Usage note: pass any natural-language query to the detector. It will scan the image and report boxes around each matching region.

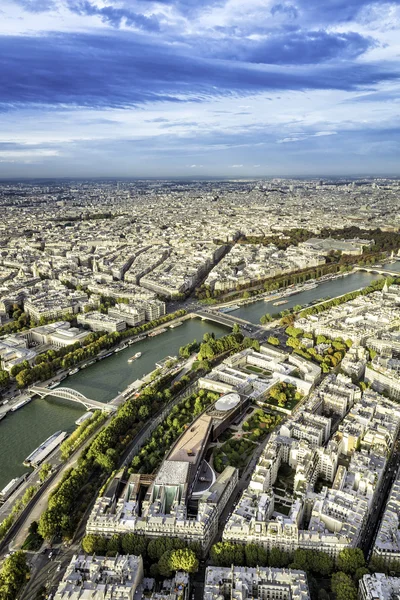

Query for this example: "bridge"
[354,266,400,278]
[29,387,116,412]
[193,311,268,340]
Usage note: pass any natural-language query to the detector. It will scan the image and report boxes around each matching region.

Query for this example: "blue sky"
[0,0,399,177]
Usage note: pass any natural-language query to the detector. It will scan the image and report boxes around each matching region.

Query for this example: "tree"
[82,534,109,554]
[260,313,273,324]
[169,548,199,573]
[0,370,10,388]
[267,336,280,346]
[331,571,357,600]
[121,533,148,557]
[336,548,366,574]
[268,548,291,568]
[39,463,52,483]
[232,323,241,335]
[158,551,173,577]
[0,551,30,600]
[138,405,150,420]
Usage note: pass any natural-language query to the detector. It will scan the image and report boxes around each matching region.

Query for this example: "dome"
[215,392,241,412]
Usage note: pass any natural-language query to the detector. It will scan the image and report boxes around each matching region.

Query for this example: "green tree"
[0,370,10,388]
[158,551,173,577]
[0,551,30,600]
[121,533,148,557]
[267,336,280,346]
[82,534,109,554]
[336,548,366,574]
[331,571,357,600]
[169,548,199,573]
[39,463,52,483]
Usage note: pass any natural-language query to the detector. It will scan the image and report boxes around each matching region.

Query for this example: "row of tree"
[129,390,219,474]
[82,533,200,577]
[299,277,396,319]
[60,410,107,460]
[37,368,191,541]
[0,485,37,542]
[10,310,187,389]
[210,542,368,600]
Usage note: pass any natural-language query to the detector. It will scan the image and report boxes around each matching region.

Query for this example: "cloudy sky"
[0,0,399,177]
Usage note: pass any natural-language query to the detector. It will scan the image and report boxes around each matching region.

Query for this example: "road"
[4,412,113,554]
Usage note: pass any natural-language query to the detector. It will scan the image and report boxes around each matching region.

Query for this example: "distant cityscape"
[0,178,400,600]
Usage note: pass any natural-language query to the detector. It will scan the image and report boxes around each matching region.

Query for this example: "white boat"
[24,431,68,467]
[75,411,93,426]
[47,381,60,390]
[114,343,128,353]
[128,352,142,363]
[169,321,183,329]
[0,475,27,502]
[10,397,32,412]
[69,368,79,376]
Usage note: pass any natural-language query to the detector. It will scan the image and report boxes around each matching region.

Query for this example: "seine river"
[0,264,398,489]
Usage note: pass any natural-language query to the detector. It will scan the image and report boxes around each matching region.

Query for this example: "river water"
[0,319,229,489]
[233,270,387,323]
[0,264,399,490]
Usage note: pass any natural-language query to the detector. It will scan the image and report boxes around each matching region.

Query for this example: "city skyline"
[0,0,399,177]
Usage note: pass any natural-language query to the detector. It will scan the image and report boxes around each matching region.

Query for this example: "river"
[0,264,399,490]
[0,319,229,489]
[233,270,389,324]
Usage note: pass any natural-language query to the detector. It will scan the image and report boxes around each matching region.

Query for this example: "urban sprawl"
[0,178,400,600]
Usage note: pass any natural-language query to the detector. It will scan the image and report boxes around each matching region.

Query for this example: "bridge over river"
[354,266,400,278]
[29,386,117,413]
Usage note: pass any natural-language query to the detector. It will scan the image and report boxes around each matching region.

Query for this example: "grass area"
[217,427,236,443]
[246,365,273,377]
[242,409,282,441]
[22,521,43,551]
[273,464,295,497]
[213,437,257,473]
[263,396,299,411]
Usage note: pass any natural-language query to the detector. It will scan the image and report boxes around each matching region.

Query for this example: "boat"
[169,321,183,329]
[114,343,128,353]
[98,351,113,360]
[86,359,96,367]
[24,430,68,467]
[130,334,147,344]
[221,305,240,313]
[0,475,27,502]
[75,411,93,426]
[47,381,60,390]
[128,352,142,363]
[10,397,32,412]
[68,367,79,376]
[273,300,289,306]
[148,328,167,337]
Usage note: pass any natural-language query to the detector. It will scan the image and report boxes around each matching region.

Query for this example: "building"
[372,468,400,566]
[86,392,244,551]
[359,573,400,600]
[54,554,144,600]
[204,566,311,600]
[77,311,126,333]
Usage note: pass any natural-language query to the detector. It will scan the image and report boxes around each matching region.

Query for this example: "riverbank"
[0,318,230,490]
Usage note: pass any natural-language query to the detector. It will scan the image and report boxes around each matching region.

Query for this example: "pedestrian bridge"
[29,386,116,412]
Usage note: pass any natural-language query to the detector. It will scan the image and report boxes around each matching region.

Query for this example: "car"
[56,564,61,572]
[48,552,53,559]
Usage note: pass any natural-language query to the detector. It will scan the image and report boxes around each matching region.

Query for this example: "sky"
[0,0,399,177]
